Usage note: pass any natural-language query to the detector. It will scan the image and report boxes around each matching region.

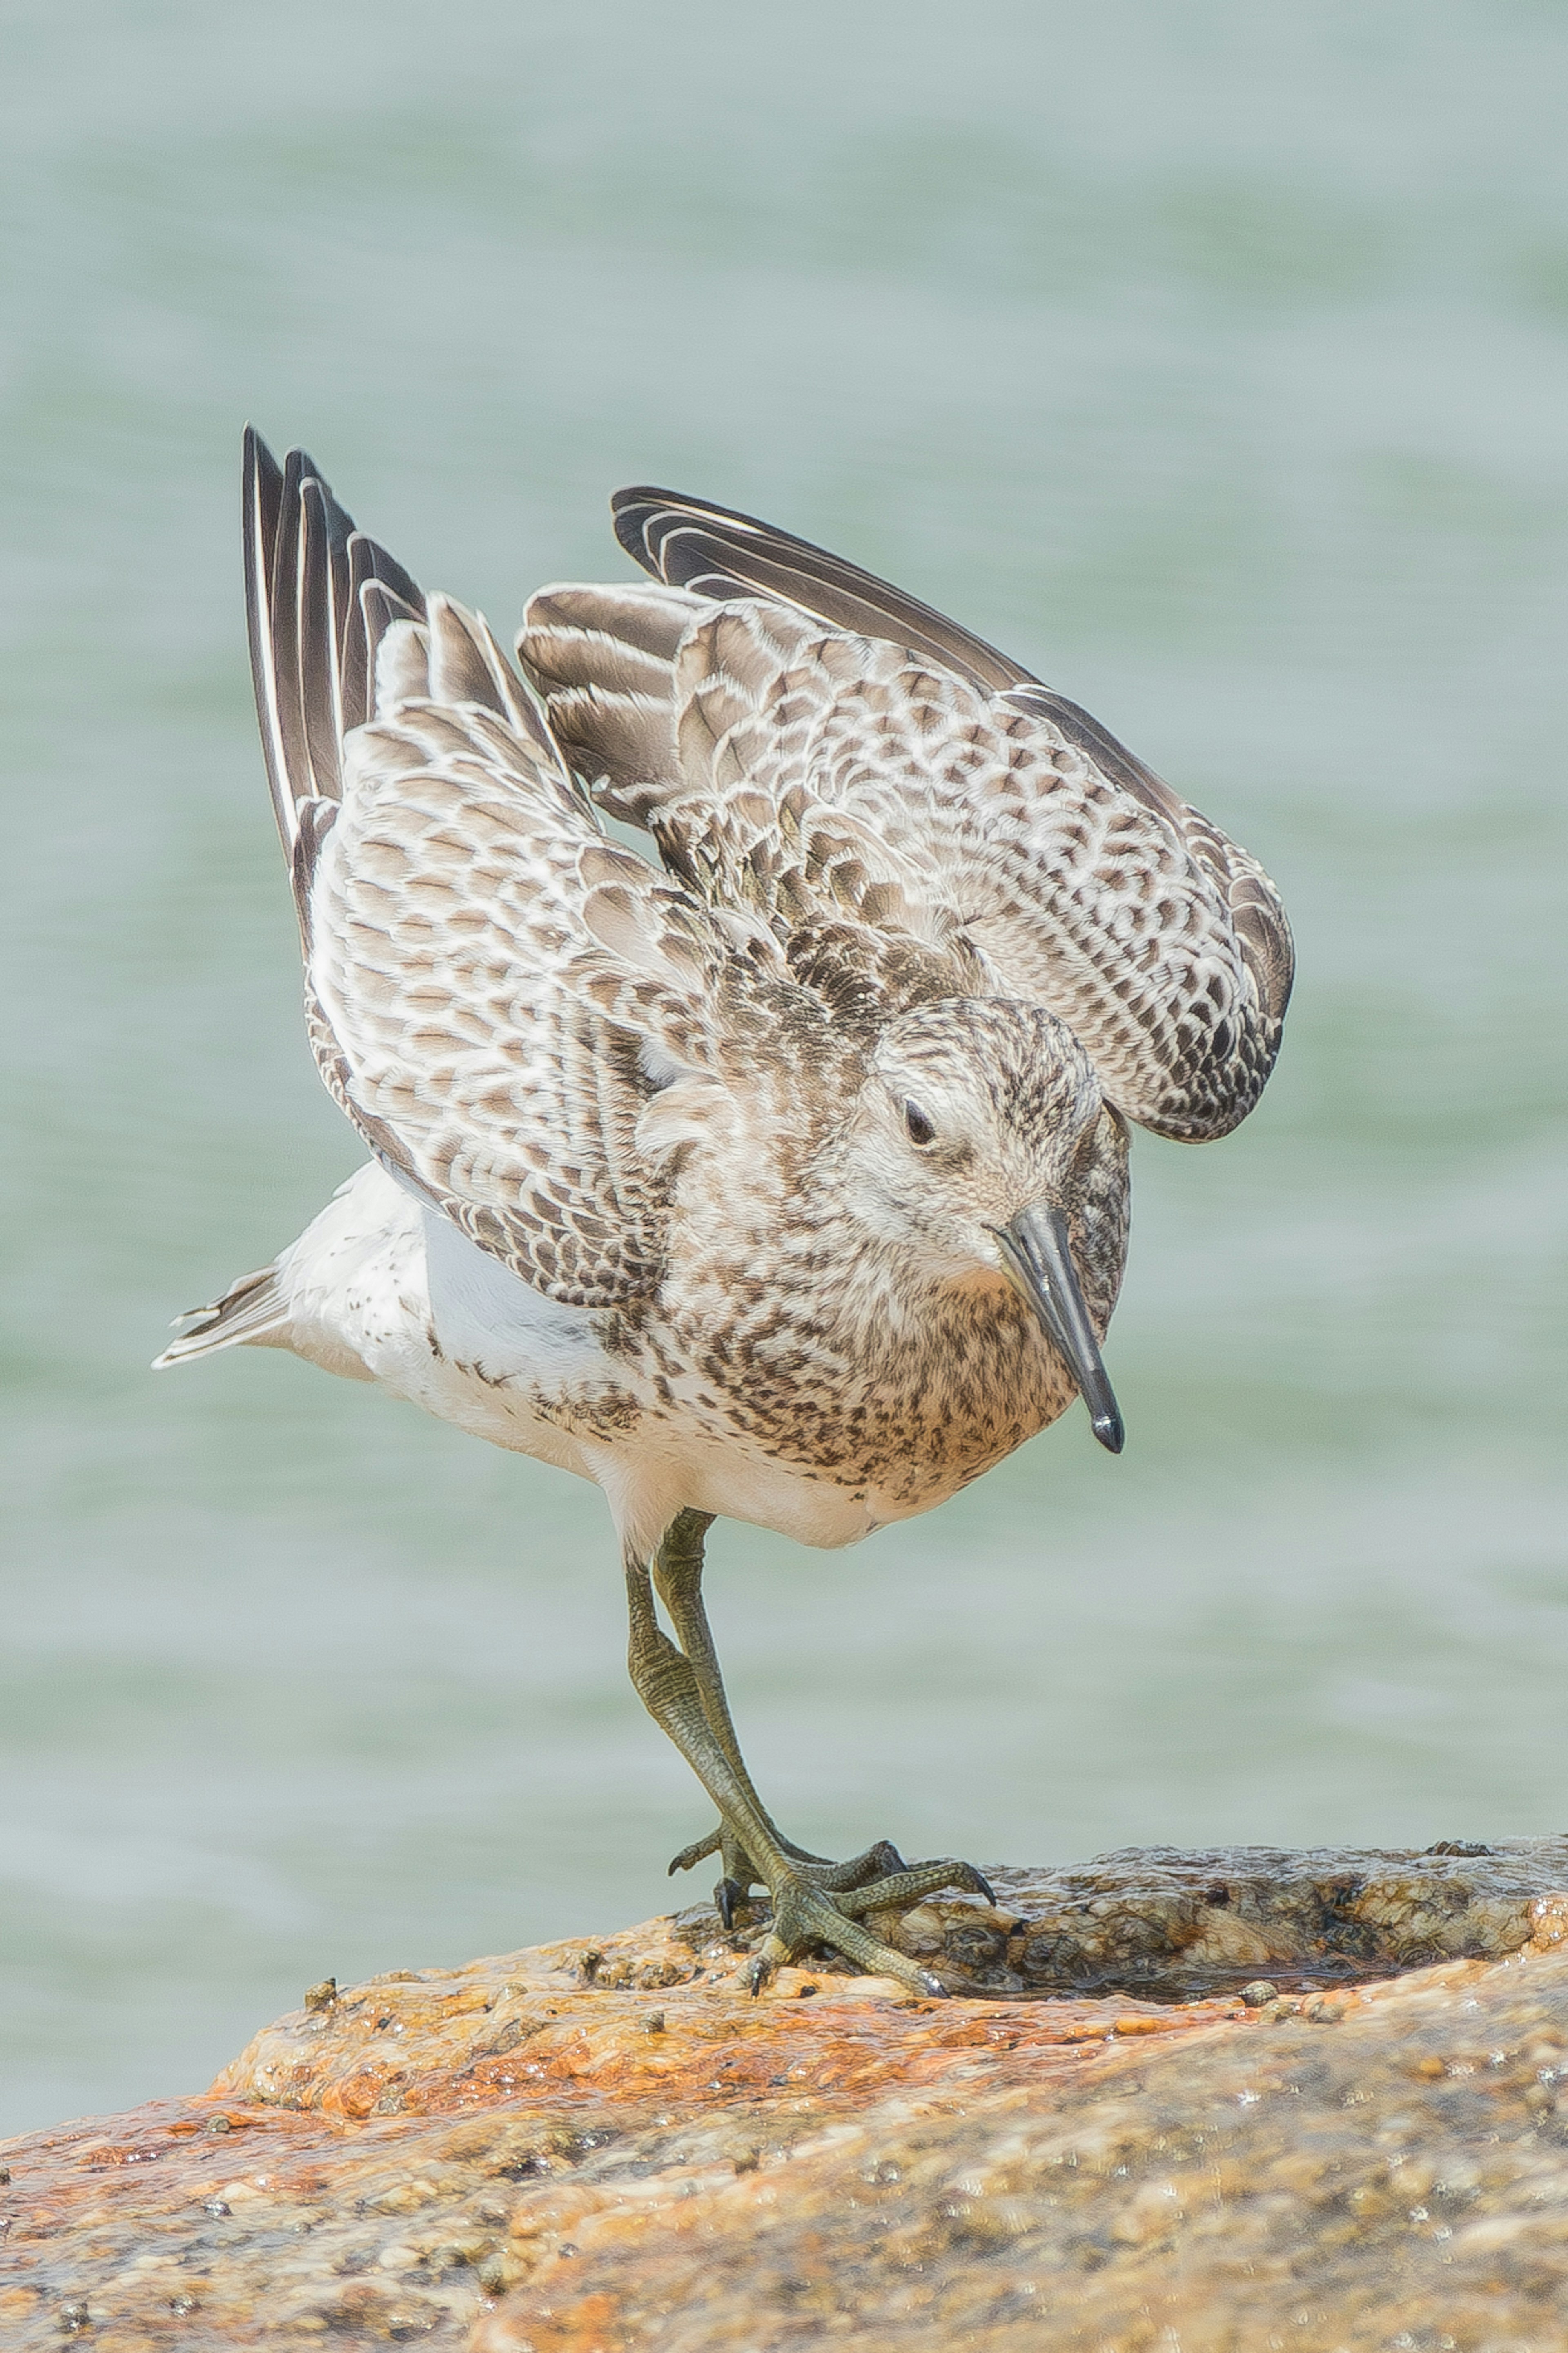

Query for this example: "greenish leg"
[653,1509,908,1908]
[627,1515,991,1992]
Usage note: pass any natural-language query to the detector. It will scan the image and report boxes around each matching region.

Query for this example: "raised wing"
[610,488,1211,837]
[578,487,1293,1143]
[243,432,770,1307]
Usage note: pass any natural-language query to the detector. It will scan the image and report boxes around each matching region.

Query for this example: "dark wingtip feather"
[611,483,670,568]
[241,430,428,864]
[609,485,1029,696]
[612,484,805,589]
[243,427,292,847]
[243,427,284,560]
[298,476,346,797]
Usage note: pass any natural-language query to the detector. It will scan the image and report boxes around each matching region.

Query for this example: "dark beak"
[993,1205,1125,1455]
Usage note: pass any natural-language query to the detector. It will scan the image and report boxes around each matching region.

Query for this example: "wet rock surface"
[976,1837,1568,2000]
[2,1843,1566,2350]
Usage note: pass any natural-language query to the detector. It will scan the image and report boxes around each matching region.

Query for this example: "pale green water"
[2,0,1565,2138]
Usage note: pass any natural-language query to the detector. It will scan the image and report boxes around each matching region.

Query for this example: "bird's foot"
[669,1822,964,1929]
[739,1857,996,1998]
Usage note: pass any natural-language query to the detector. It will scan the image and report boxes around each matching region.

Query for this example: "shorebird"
[157,433,1292,1994]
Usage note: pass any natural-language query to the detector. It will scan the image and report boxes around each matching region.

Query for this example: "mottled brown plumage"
[158,435,1291,1993]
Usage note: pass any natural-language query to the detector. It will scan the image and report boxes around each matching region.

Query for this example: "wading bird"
[158,435,1292,1992]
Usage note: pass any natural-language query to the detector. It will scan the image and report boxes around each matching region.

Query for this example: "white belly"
[274,1163,611,1479]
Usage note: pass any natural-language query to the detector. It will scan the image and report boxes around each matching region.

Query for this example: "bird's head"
[835,999,1130,1452]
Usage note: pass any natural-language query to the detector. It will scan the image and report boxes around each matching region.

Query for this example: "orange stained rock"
[209,1912,1259,2126]
[4,1868,1568,2349]
[469,1938,1568,2353]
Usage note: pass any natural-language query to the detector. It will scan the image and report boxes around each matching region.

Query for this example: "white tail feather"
[153,1266,288,1368]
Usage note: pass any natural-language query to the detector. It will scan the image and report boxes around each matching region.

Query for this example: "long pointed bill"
[993,1205,1125,1455]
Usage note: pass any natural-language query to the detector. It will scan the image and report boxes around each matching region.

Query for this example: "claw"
[714,1876,747,1932]
[668,1828,722,1877]
[918,1970,949,1998]
[745,1953,774,1999]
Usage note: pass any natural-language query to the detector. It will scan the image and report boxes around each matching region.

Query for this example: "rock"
[983,1836,1568,1999]
[2,1846,1566,2349]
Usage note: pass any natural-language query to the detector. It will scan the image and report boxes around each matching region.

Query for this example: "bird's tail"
[152,1265,289,1369]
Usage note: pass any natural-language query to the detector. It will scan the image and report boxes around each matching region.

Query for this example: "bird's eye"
[904,1100,936,1147]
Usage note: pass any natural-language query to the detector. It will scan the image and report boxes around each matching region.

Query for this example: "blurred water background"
[2,0,1565,2138]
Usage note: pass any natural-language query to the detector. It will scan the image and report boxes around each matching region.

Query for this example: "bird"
[156,431,1293,1996]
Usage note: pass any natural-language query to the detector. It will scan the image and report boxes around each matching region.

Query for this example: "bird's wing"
[520,583,956,963]
[244,432,773,1307]
[577,482,1290,1143]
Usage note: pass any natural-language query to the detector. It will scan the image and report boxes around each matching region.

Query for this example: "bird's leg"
[650,1509,777,1893]
[652,1510,908,1916]
[627,1526,988,1994]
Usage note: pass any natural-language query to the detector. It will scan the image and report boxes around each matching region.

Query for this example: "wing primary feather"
[243,429,436,838]
[323,481,355,670]
[612,486,1030,697]
[267,448,315,830]
[341,533,376,733]
[298,478,346,798]
[312,464,358,677]
[241,428,295,849]
[363,535,425,618]
[246,421,284,559]
[344,534,430,727]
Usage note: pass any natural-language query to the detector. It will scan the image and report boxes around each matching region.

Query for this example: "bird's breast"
[660,1263,1080,1511]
